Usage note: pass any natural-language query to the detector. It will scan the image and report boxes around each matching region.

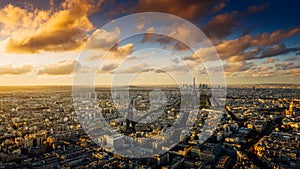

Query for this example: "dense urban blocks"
[0,85,299,168]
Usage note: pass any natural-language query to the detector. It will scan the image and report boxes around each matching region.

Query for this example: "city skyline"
[0,0,299,86]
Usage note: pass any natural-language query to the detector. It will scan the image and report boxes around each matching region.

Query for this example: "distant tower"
[193,77,196,92]
[126,98,136,132]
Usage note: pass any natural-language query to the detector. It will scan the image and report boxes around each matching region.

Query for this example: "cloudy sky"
[0,0,299,86]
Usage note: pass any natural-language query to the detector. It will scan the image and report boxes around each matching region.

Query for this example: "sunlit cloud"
[85,28,120,50]
[0,64,32,75]
[38,60,80,75]
[84,27,134,61]
[1,0,103,54]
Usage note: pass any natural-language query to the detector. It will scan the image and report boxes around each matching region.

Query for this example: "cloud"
[116,43,134,58]
[245,4,268,15]
[202,12,239,41]
[251,27,300,46]
[38,60,80,75]
[84,27,134,61]
[112,62,191,75]
[190,27,300,63]
[214,26,299,60]
[224,61,254,74]
[202,4,268,42]
[285,56,299,61]
[264,58,276,64]
[238,66,274,78]
[215,35,253,60]
[86,43,134,61]
[2,0,104,54]
[227,48,262,62]
[141,32,190,51]
[0,64,32,75]
[141,33,173,45]
[141,23,202,51]
[108,0,226,21]
[98,62,119,73]
[135,16,145,32]
[260,44,286,58]
[260,44,300,59]
[118,63,149,74]
[182,47,216,62]
[170,42,190,51]
[85,28,120,50]
[234,62,300,78]
[182,27,300,66]
[0,4,50,36]
[159,64,190,74]
[275,62,300,70]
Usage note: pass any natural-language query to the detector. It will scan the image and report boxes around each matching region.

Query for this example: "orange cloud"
[251,27,300,46]
[212,27,300,61]
[0,4,49,36]
[182,26,300,66]
[215,35,252,60]
[0,64,32,75]
[1,0,103,54]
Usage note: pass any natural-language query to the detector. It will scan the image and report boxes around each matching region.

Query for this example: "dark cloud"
[211,27,300,62]
[202,4,268,42]
[260,44,300,59]
[141,33,191,51]
[183,27,300,63]
[275,62,300,70]
[108,0,226,21]
[285,56,299,61]
[251,27,300,46]
[141,33,173,45]
[228,48,262,62]
[260,44,286,58]
[170,42,190,51]
[202,12,239,41]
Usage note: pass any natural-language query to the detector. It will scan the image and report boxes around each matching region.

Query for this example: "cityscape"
[0,84,299,168]
[0,0,300,169]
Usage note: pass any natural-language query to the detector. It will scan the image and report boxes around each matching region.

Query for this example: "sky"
[0,0,299,86]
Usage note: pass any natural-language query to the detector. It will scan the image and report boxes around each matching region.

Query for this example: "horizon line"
[0,83,299,87]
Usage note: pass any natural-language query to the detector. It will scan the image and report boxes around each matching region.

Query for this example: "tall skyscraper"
[193,77,196,92]
[126,98,136,132]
